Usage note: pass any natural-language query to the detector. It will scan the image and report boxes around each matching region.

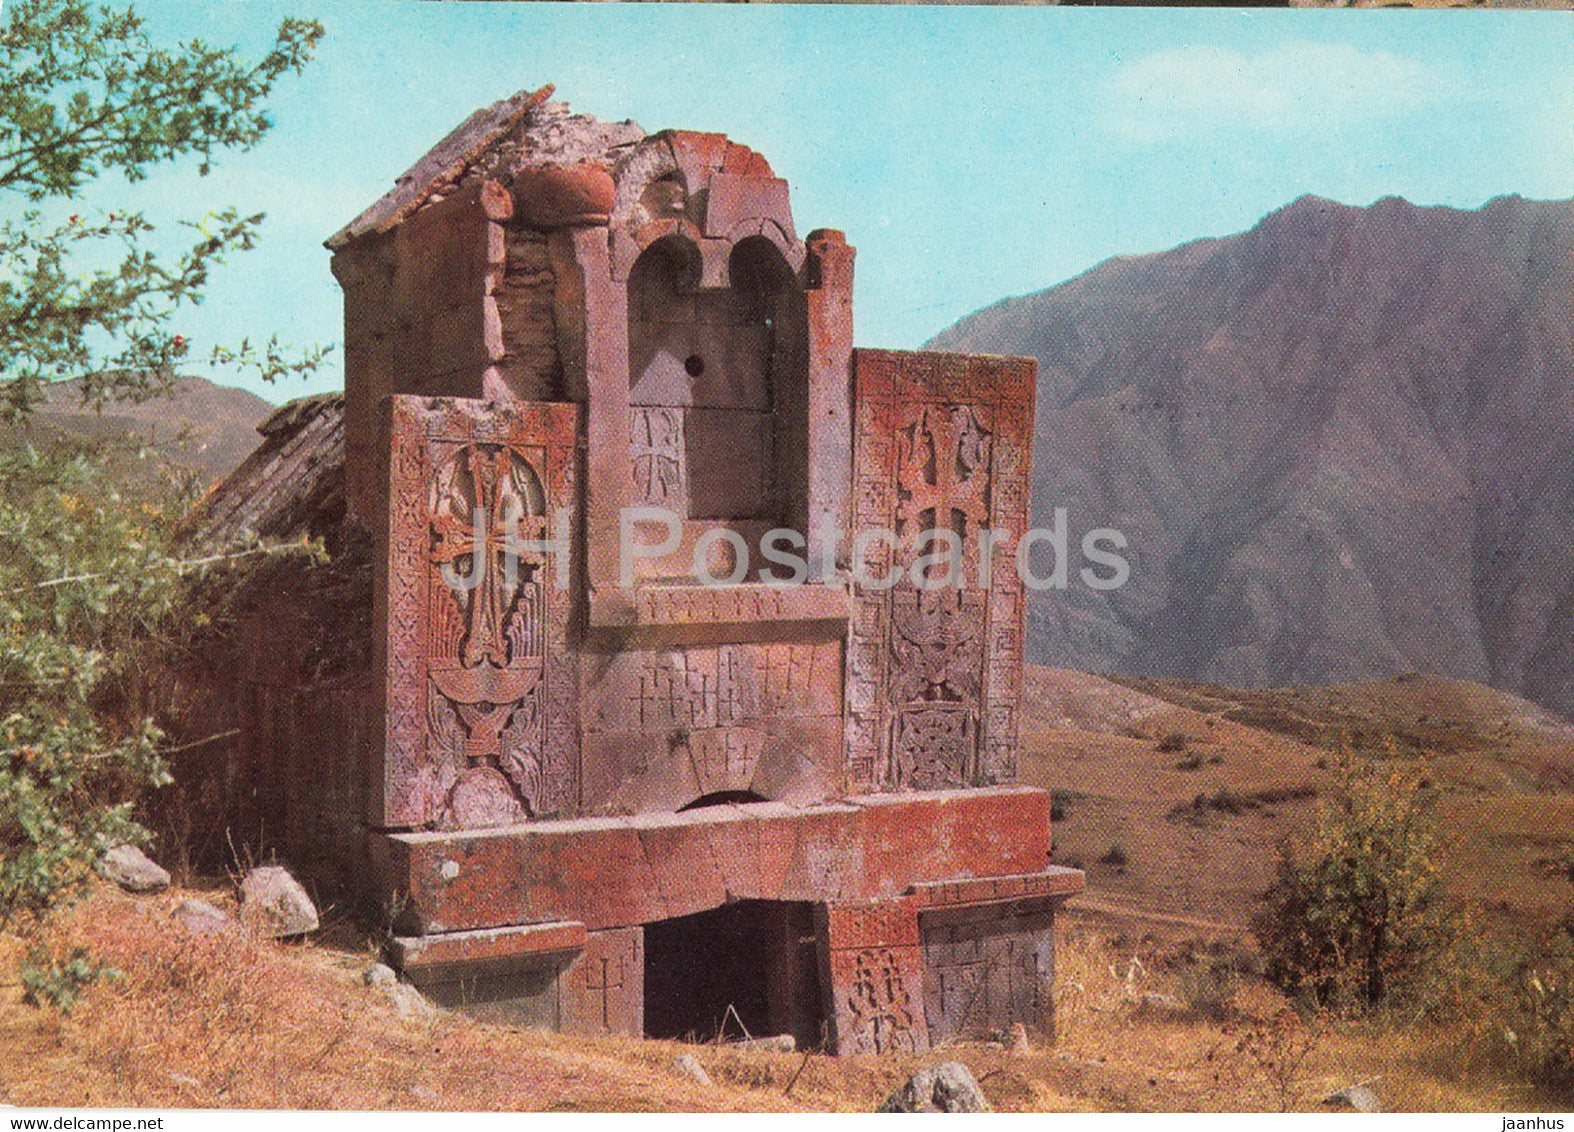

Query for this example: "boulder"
[385,982,438,1020]
[877,1062,990,1113]
[670,1054,713,1088]
[238,865,319,938]
[171,898,236,936]
[96,843,170,893]
[1007,1022,1031,1055]
[732,1034,796,1053]
[363,962,398,988]
[1322,1084,1382,1113]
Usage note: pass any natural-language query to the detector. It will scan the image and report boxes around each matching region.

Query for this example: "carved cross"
[583,955,625,1032]
[430,445,549,670]
[631,407,685,505]
[896,406,992,540]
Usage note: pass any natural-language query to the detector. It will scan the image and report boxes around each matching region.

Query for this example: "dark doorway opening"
[678,789,766,812]
[643,900,823,1048]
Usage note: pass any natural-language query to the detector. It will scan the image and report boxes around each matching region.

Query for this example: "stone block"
[370,395,580,830]
[383,787,1054,936]
[560,926,644,1037]
[704,173,794,243]
[819,898,930,1056]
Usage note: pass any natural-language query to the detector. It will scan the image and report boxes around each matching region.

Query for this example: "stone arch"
[626,233,781,524]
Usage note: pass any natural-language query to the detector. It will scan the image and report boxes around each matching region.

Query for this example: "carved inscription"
[845,947,921,1054]
[562,926,644,1037]
[579,640,842,811]
[920,905,1056,1044]
[630,406,686,508]
[845,350,1035,791]
[821,899,929,1055]
[378,396,580,830]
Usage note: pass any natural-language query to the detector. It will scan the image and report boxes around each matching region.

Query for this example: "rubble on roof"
[179,393,345,553]
[326,85,646,251]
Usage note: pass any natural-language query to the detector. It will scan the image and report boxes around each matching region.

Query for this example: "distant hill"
[2,375,274,486]
[1018,665,1574,934]
[929,194,1574,719]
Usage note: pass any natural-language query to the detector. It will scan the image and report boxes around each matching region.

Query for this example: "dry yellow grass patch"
[0,884,1562,1112]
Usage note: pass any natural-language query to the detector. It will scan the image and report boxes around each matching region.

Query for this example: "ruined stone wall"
[335,183,562,525]
[496,228,561,399]
[154,531,377,901]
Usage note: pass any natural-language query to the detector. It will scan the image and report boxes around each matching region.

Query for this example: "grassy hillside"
[1,668,1569,1111]
[1020,667,1574,937]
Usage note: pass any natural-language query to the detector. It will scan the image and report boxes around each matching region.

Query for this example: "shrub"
[0,443,182,930]
[1252,751,1452,1012]
[1099,844,1129,870]
[1219,1008,1325,1111]
[1157,731,1189,753]
[21,945,120,1014]
[1500,920,1574,1101]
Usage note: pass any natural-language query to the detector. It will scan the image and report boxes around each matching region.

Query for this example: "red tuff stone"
[514,163,615,229]
[704,174,794,241]
[722,142,774,179]
[560,927,644,1036]
[184,93,1074,1053]
[665,130,730,176]
[382,787,1052,936]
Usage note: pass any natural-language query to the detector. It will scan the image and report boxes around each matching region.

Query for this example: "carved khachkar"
[920,902,1056,1044]
[819,899,929,1055]
[846,350,1035,790]
[375,395,579,830]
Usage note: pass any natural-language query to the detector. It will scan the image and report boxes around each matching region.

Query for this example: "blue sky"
[107,3,1574,404]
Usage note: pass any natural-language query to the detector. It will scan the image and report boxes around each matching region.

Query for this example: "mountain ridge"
[928,192,1574,719]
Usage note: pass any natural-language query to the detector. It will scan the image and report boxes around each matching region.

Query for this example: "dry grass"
[0,885,1562,1113]
[0,887,790,1111]
[3,667,1569,1111]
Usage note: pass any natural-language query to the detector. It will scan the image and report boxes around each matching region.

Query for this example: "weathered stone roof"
[326,86,554,250]
[180,393,345,552]
[325,86,648,251]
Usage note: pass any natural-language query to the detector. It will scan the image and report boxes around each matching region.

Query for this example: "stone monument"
[180,85,1083,1053]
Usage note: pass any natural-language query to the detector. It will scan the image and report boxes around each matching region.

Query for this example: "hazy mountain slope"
[1,375,273,485]
[928,194,1574,716]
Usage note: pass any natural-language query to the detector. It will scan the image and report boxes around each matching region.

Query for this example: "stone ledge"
[588,581,850,636]
[391,919,587,972]
[909,865,1086,909]
[378,786,1052,936]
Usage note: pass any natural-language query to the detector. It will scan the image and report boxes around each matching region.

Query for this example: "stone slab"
[819,898,930,1055]
[391,919,587,972]
[910,865,1085,909]
[381,786,1051,936]
[560,926,644,1036]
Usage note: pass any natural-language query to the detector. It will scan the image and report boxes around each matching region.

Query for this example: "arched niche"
[627,235,805,532]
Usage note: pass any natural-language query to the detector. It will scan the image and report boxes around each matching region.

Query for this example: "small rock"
[1322,1083,1382,1112]
[363,962,398,988]
[877,1062,990,1113]
[238,865,319,938]
[671,1053,713,1087]
[384,982,437,1020]
[1008,1022,1031,1055]
[171,898,236,936]
[409,1084,439,1103]
[96,843,170,893]
[732,1034,796,1053]
[1136,992,1184,1015]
